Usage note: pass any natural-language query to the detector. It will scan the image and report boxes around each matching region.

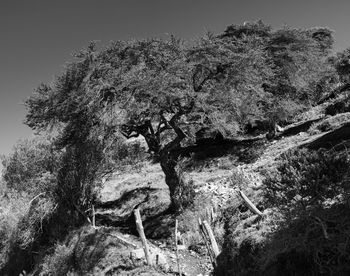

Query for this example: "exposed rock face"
[95,163,171,225]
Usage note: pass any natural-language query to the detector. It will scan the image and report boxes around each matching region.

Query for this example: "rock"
[95,163,171,224]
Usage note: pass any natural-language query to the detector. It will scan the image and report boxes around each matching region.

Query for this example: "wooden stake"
[134,208,152,265]
[175,219,182,276]
[202,220,220,258]
[238,190,263,217]
[198,218,215,267]
[92,205,96,228]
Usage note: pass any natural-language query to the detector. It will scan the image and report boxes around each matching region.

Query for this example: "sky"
[0,0,349,157]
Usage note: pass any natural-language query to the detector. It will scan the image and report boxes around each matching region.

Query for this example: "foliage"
[1,137,61,194]
[266,26,334,105]
[0,189,56,275]
[264,148,350,214]
[23,22,337,210]
[221,20,272,39]
[334,47,350,84]
[217,148,350,275]
[260,148,350,274]
[0,189,30,263]
[39,227,105,276]
[40,243,75,276]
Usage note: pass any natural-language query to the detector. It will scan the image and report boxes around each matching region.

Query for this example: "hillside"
[1,21,350,275]
[73,91,350,275]
[8,91,349,275]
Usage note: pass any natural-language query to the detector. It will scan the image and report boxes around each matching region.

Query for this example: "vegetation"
[2,20,350,275]
[24,21,335,210]
[217,148,350,275]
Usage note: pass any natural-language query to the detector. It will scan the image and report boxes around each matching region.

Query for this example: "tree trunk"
[159,149,181,210]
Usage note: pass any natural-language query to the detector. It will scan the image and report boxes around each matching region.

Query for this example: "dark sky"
[0,0,349,156]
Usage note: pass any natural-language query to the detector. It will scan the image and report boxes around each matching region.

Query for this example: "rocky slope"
[41,91,350,275]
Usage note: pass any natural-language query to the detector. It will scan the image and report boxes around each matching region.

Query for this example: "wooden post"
[238,190,263,217]
[134,208,152,265]
[198,218,215,267]
[92,205,96,228]
[202,220,220,258]
[175,219,182,276]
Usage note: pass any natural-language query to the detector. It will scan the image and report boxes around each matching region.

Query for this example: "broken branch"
[238,190,264,217]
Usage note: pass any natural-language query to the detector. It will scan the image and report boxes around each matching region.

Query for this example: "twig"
[314,216,329,240]
[28,192,45,208]
[175,219,182,276]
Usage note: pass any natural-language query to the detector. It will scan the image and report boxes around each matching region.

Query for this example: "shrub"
[0,189,56,275]
[1,137,61,194]
[216,148,350,275]
[261,148,350,274]
[40,243,75,276]
[264,148,350,215]
[0,189,30,265]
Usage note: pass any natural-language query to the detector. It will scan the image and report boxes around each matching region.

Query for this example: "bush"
[261,148,350,274]
[216,148,350,275]
[264,148,350,214]
[0,189,30,265]
[0,188,56,275]
[40,243,75,276]
[1,137,61,194]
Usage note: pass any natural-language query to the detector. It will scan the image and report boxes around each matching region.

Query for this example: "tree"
[25,22,335,211]
[25,32,274,210]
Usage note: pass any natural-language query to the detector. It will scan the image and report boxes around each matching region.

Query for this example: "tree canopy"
[24,21,337,209]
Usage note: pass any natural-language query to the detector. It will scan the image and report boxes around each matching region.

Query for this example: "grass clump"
[177,194,225,254]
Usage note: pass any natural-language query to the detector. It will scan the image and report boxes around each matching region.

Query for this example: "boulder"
[96,163,171,224]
